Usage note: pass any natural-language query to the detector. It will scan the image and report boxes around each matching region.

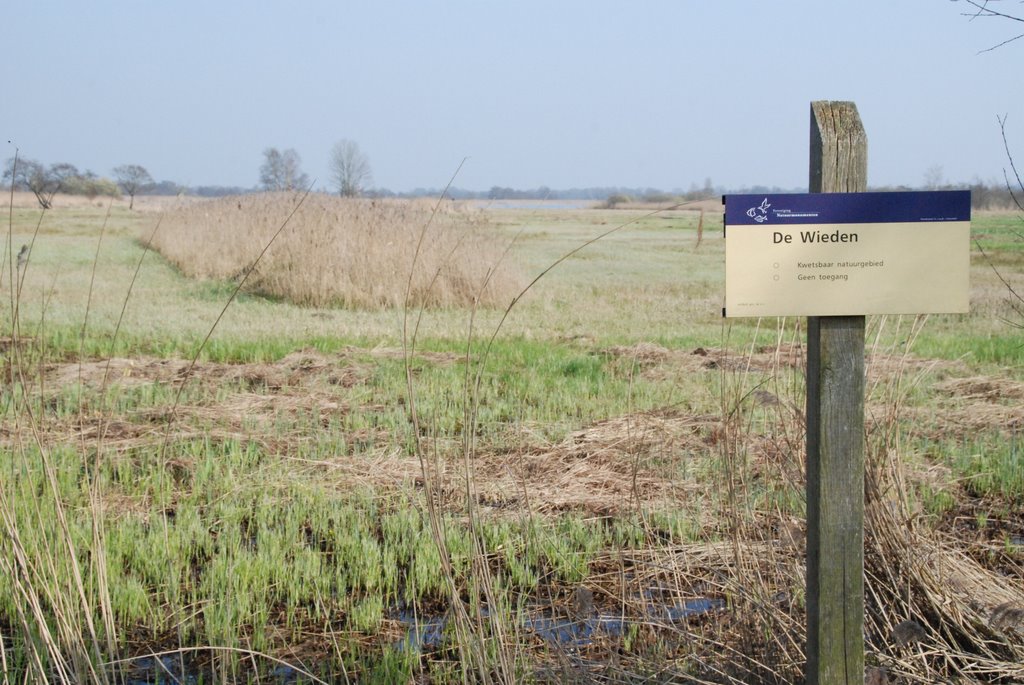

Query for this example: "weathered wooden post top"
[722,101,971,684]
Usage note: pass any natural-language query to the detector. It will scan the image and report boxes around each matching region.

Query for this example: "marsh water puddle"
[124,655,198,685]
[124,656,303,685]
[117,598,725,683]
[395,597,725,652]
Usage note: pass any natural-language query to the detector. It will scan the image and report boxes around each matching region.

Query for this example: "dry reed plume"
[146,193,525,309]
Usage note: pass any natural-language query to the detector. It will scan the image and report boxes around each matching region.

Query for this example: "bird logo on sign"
[746,198,771,223]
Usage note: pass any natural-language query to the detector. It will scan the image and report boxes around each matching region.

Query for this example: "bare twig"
[958,0,1024,52]
[998,116,1024,235]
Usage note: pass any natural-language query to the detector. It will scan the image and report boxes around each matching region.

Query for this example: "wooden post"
[806,101,867,685]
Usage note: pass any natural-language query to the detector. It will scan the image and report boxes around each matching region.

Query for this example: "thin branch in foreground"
[958,0,1024,52]
[999,115,1024,215]
[974,238,1024,322]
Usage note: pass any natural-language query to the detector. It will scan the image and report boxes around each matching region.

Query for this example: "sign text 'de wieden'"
[723,190,971,318]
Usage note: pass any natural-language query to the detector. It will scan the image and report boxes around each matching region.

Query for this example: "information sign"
[724,190,970,317]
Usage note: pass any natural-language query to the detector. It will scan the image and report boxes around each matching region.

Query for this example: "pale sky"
[3,1,1021,193]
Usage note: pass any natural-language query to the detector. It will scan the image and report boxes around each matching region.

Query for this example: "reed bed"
[145,193,526,309]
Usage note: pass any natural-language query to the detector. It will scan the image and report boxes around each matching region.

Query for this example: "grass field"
[1,194,1023,683]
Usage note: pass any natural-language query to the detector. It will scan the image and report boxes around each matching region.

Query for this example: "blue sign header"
[724,190,971,226]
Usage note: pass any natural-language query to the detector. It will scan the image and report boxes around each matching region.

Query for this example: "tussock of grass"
[146,193,526,309]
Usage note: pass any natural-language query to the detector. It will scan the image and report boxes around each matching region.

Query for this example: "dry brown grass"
[146,192,526,309]
[9,338,1024,682]
[23,349,717,518]
[0,190,190,211]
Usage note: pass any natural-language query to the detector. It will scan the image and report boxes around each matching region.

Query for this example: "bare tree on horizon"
[259,148,309,192]
[113,164,154,209]
[328,139,372,198]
